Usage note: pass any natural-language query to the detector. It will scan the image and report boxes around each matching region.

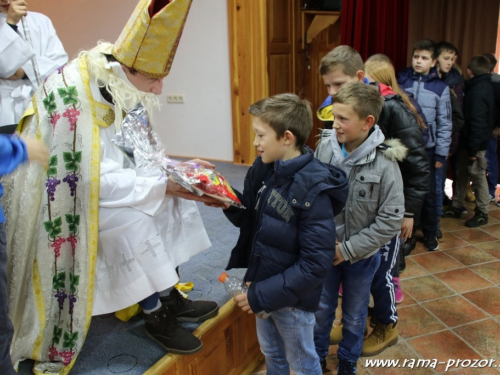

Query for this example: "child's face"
[252,117,288,164]
[437,50,456,74]
[412,49,436,75]
[332,102,372,153]
[322,68,362,98]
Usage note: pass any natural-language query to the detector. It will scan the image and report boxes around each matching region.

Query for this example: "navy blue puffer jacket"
[224,148,348,314]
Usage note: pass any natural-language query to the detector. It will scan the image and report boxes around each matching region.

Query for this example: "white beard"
[81,43,161,130]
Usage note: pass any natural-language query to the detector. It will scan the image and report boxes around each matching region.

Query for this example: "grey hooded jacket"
[315,125,406,262]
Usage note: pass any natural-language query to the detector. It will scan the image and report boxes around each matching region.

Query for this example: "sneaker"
[161,288,219,322]
[337,358,357,375]
[339,283,343,297]
[424,237,439,251]
[361,322,398,357]
[143,305,203,355]
[465,211,488,228]
[393,277,403,304]
[442,206,462,218]
[402,236,416,257]
[489,194,496,203]
[398,251,406,274]
[436,229,443,239]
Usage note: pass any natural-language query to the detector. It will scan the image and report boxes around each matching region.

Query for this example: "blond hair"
[249,93,312,150]
[319,45,364,77]
[364,57,426,129]
[332,82,384,124]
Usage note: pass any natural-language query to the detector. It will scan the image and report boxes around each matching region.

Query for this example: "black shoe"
[441,206,462,218]
[436,229,443,239]
[402,237,416,257]
[398,251,406,273]
[465,211,488,228]
[143,305,203,355]
[424,237,439,251]
[160,288,219,322]
[337,358,357,375]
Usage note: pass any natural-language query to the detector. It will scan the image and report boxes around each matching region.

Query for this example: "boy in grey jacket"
[314,83,405,374]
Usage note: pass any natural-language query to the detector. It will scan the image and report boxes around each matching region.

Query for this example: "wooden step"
[145,299,263,375]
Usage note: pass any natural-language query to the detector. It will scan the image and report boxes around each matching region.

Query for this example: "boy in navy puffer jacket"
[398,39,452,251]
[0,134,48,375]
[223,93,348,375]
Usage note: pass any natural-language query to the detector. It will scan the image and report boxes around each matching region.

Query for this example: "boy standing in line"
[442,56,494,227]
[224,93,348,375]
[315,82,405,374]
[398,39,452,251]
[0,134,49,374]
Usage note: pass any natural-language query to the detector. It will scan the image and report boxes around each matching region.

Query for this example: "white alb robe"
[0,12,68,127]
[91,82,211,315]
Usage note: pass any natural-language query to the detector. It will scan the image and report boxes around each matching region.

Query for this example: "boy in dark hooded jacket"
[224,93,348,375]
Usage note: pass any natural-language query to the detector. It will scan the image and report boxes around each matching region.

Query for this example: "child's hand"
[234,292,254,315]
[333,245,345,265]
[22,136,49,169]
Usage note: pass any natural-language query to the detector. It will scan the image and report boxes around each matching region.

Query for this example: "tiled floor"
[251,199,500,374]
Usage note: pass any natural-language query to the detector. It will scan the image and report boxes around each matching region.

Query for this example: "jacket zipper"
[416,75,422,101]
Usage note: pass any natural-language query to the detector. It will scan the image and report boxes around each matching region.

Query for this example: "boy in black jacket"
[224,93,348,375]
[443,56,494,226]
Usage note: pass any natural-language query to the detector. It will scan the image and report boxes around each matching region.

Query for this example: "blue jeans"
[486,136,498,197]
[436,160,446,216]
[420,149,438,238]
[371,236,400,325]
[0,224,15,375]
[314,253,381,362]
[256,307,322,375]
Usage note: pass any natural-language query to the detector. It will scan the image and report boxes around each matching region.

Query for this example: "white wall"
[28,0,234,161]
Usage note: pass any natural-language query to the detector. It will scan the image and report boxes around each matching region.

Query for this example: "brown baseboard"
[145,299,263,375]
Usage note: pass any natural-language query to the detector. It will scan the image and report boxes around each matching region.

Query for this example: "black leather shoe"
[143,305,202,355]
[402,237,416,257]
[160,288,219,322]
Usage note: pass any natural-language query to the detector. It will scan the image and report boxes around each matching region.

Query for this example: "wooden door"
[267,0,295,96]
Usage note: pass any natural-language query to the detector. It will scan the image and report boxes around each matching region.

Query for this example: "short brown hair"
[468,55,491,76]
[319,45,364,77]
[332,82,384,124]
[249,93,312,150]
[413,39,436,58]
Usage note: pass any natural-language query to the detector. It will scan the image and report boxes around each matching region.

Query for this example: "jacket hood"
[399,66,440,83]
[377,82,396,97]
[330,125,385,176]
[317,96,334,121]
[276,147,348,216]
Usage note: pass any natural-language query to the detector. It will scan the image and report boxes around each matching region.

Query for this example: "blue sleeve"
[0,134,28,176]
[435,86,452,158]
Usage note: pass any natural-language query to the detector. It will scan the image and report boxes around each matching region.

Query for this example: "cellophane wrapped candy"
[112,103,244,208]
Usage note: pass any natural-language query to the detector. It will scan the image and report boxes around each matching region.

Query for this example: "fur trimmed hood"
[379,138,408,163]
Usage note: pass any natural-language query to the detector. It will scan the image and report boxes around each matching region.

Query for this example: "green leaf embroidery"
[52,326,63,345]
[69,273,80,293]
[44,217,62,239]
[65,214,80,234]
[47,155,58,176]
[52,272,66,290]
[63,331,79,348]
[57,86,79,106]
[62,151,82,171]
[43,92,56,113]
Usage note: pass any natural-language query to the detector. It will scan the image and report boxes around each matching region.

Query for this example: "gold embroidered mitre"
[112,0,192,78]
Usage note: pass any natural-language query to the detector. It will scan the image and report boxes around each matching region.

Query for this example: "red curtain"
[340,0,410,72]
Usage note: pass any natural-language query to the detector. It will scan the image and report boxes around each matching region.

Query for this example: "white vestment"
[0,12,68,127]
[91,82,211,315]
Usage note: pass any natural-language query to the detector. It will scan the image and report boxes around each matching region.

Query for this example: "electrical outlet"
[166,94,185,103]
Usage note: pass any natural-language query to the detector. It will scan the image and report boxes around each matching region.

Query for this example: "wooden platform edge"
[144,299,263,375]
